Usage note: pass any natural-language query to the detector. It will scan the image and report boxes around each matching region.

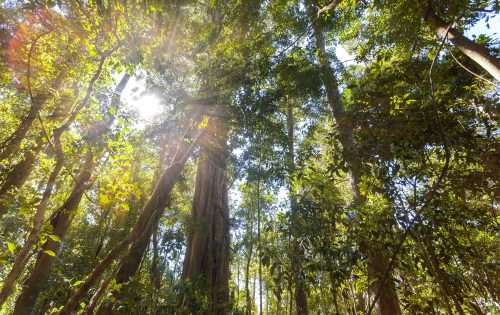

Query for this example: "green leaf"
[48,234,61,242]
[73,280,83,286]
[44,250,56,257]
[7,242,15,253]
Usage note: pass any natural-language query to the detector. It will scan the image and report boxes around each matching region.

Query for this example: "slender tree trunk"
[59,132,200,315]
[0,138,45,217]
[424,5,500,81]
[246,237,254,315]
[285,103,309,315]
[256,161,263,315]
[13,151,94,315]
[0,57,108,217]
[150,224,161,314]
[0,73,130,306]
[306,2,401,314]
[0,130,64,307]
[0,73,64,162]
[84,270,115,315]
[180,118,230,314]
[422,234,466,315]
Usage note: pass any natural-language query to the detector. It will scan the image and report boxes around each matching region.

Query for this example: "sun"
[135,94,161,121]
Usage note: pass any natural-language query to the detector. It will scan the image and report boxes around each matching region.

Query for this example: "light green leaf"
[44,250,56,257]
[48,234,61,242]
[7,242,15,253]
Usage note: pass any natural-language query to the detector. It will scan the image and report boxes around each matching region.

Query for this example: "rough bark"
[424,5,500,81]
[180,118,229,315]
[13,151,94,315]
[306,2,401,314]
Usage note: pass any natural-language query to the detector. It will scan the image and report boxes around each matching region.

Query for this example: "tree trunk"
[59,128,201,315]
[285,103,309,315]
[0,138,45,217]
[180,118,230,315]
[0,130,64,307]
[0,56,108,217]
[424,5,500,81]
[256,159,263,315]
[0,73,130,306]
[0,73,64,162]
[422,234,466,315]
[85,270,115,315]
[306,2,401,314]
[150,224,161,314]
[245,237,254,315]
[13,151,94,315]
[367,248,402,315]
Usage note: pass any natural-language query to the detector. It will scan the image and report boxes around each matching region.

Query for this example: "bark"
[422,234,466,315]
[367,249,402,315]
[245,236,254,315]
[85,271,115,315]
[0,138,45,217]
[0,58,64,162]
[0,56,108,217]
[59,132,200,315]
[424,5,500,81]
[180,118,230,315]
[286,103,309,315]
[13,151,94,315]
[306,2,401,314]
[0,72,129,301]
[0,129,64,307]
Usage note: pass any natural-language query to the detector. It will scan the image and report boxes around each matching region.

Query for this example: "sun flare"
[134,94,161,121]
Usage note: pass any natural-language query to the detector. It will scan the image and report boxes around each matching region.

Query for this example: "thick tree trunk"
[180,119,229,315]
[306,2,401,314]
[13,151,94,315]
[424,5,500,82]
[367,249,402,315]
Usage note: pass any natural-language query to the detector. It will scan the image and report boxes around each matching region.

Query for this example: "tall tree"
[180,115,230,314]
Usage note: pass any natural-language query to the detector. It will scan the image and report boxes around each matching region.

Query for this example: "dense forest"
[0,0,498,314]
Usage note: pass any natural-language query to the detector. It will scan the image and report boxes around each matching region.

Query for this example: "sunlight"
[135,94,161,121]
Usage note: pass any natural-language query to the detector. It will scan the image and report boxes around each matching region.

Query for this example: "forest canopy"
[0,0,498,314]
